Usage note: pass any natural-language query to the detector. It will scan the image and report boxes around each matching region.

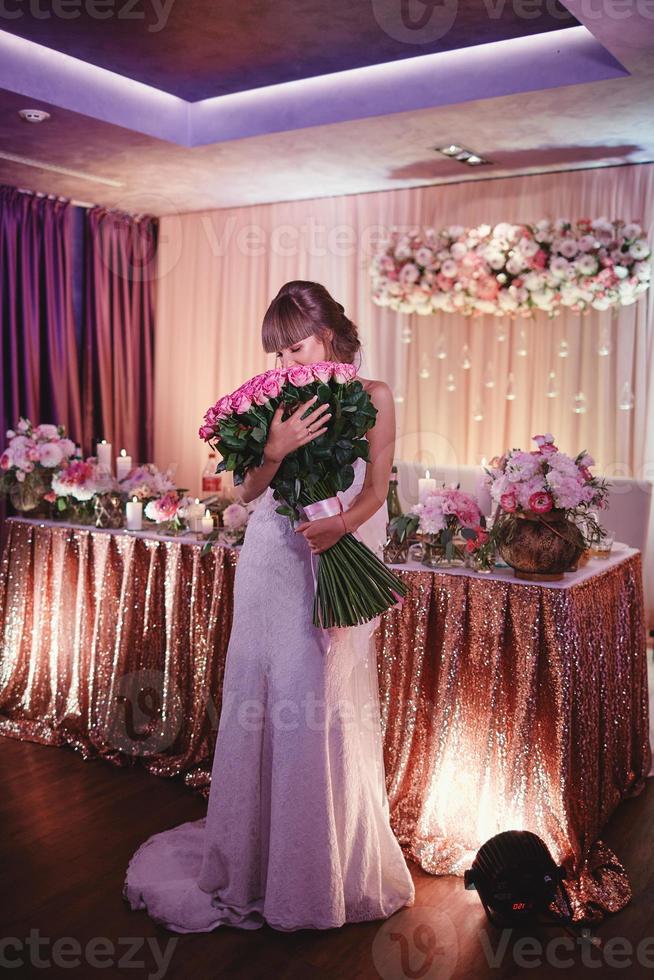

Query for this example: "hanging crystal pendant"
[434,334,447,360]
[394,390,405,404]
[618,381,634,411]
[496,322,507,342]
[483,362,495,388]
[446,373,456,392]
[505,372,516,400]
[401,324,412,344]
[597,322,612,357]
[573,391,587,414]
[558,339,569,358]
[419,353,431,379]
[461,343,472,370]
[546,371,558,398]
[472,400,484,422]
[516,329,528,357]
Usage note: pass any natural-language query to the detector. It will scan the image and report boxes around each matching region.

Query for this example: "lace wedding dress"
[123,452,415,931]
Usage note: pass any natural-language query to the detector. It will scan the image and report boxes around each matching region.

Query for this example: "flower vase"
[94,492,125,528]
[9,482,51,516]
[420,533,464,569]
[382,530,409,564]
[495,509,585,580]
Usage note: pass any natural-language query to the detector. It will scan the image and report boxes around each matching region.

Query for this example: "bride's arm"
[339,380,396,533]
[231,451,281,505]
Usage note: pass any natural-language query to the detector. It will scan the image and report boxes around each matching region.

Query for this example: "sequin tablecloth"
[0,517,650,923]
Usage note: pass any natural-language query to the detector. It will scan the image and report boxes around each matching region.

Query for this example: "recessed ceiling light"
[466,155,484,165]
[439,144,464,156]
[18,108,51,123]
[435,144,491,166]
[455,150,471,161]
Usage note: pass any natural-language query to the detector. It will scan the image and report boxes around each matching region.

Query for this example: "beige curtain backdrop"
[153,162,654,616]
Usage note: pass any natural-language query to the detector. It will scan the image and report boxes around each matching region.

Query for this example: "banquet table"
[0,515,650,923]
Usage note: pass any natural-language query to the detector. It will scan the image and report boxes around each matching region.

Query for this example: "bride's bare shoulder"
[358,377,392,399]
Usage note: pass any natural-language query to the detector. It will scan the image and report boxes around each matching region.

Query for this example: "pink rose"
[259,371,285,401]
[214,394,233,419]
[199,424,214,441]
[231,389,253,414]
[287,364,315,388]
[529,492,554,513]
[579,466,592,482]
[533,433,558,456]
[333,362,357,384]
[312,361,333,384]
[0,452,10,470]
[44,491,57,503]
[500,491,518,513]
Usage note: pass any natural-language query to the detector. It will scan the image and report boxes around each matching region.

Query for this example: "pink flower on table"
[579,466,593,482]
[0,451,10,470]
[287,364,315,388]
[578,453,595,468]
[466,525,490,552]
[44,491,57,503]
[37,442,64,468]
[500,491,518,512]
[222,502,249,530]
[533,433,558,455]
[145,491,180,523]
[529,491,554,513]
[34,423,59,440]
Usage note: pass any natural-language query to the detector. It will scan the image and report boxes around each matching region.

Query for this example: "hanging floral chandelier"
[368,218,651,318]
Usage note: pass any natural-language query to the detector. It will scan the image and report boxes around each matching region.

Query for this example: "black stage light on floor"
[464,830,572,928]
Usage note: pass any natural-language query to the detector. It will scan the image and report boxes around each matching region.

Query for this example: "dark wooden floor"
[1,735,653,980]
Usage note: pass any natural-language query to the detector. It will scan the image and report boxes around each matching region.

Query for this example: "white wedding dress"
[123,452,415,931]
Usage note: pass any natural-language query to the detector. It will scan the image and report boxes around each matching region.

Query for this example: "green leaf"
[250,426,266,443]
[316,383,332,402]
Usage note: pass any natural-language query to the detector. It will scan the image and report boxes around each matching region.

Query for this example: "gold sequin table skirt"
[0,517,650,923]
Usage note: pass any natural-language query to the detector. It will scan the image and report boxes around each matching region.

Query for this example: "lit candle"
[96,440,112,472]
[477,456,492,516]
[125,496,142,530]
[201,509,214,535]
[116,449,132,481]
[185,497,205,521]
[418,469,437,504]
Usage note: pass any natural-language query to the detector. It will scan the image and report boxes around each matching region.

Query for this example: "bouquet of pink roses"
[199,360,408,628]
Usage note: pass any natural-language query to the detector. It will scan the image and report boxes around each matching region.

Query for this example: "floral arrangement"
[51,458,117,502]
[119,463,178,501]
[389,486,490,565]
[484,433,609,547]
[199,360,408,628]
[0,418,78,510]
[369,218,651,318]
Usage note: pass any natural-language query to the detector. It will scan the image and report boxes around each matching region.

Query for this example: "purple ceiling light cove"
[0,26,628,148]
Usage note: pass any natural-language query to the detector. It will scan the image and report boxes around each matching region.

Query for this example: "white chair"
[394,461,653,554]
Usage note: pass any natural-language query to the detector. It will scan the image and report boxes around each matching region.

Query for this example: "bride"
[123,280,415,931]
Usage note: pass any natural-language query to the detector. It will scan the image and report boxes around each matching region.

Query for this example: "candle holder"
[94,491,125,529]
[382,530,410,564]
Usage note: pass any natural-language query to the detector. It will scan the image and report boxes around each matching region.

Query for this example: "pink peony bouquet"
[390,486,486,564]
[51,458,117,501]
[485,434,609,515]
[0,417,79,511]
[120,463,178,502]
[199,360,408,628]
[370,218,651,318]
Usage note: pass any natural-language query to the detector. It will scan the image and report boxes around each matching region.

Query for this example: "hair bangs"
[261,293,316,354]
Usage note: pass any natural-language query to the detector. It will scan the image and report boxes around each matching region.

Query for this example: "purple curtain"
[82,207,157,464]
[0,186,82,549]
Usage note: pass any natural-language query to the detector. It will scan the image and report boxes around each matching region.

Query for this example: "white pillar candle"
[96,440,112,472]
[116,449,132,481]
[418,469,437,504]
[201,509,214,534]
[125,496,142,530]
[476,456,492,516]
[185,498,205,521]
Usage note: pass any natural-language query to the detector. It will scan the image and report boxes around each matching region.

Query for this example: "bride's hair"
[262,280,362,368]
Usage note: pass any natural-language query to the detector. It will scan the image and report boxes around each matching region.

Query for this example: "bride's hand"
[294,515,346,554]
[263,396,332,464]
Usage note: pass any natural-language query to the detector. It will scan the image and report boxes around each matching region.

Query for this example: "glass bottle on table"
[201,451,223,494]
[386,464,403,522]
